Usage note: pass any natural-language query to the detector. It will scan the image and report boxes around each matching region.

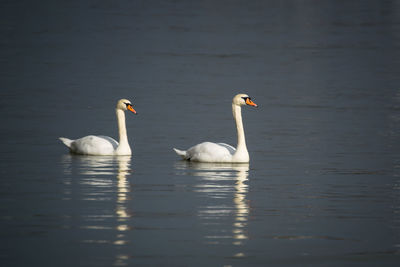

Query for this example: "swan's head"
[117,99,137,114]
[233,94,258,107]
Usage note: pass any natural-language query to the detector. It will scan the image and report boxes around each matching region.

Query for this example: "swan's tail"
[59,137,73,148]
[173,148,187,159]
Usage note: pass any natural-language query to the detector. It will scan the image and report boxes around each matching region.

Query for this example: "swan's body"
[59,99,136,156]
[173,94,257,163]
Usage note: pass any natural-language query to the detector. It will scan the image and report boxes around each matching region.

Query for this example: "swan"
[59,99,137,156]
[173,94,257,163]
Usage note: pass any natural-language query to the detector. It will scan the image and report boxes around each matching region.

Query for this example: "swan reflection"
[175,162,249,246]
[113,156,132,248]
[61,155,132,266]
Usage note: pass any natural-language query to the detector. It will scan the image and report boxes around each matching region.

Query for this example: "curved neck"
[232,104,248,155]
[116,109,130,153]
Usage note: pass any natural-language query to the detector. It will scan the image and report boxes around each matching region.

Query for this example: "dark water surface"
[1,0,400,266]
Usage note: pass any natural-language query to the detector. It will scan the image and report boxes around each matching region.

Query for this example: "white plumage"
[59,99,136,156]
[173,94,257,163]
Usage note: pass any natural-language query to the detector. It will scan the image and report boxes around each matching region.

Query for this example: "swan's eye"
[242,97,249,101]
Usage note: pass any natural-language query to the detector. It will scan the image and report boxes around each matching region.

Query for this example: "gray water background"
[1,0,400,266]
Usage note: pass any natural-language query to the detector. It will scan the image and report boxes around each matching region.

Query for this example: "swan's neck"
[115,109,131,155]
[232,104,249,161]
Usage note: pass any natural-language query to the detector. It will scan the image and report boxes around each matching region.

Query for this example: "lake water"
[1,0,400,266]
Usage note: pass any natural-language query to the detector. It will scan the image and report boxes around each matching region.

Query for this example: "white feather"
[59,99,136,156]
[173,94,257,163]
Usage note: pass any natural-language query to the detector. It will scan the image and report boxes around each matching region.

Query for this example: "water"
[1,0,400,266]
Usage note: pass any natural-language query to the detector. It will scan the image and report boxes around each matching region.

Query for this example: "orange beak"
[246,98,258,107]
[127,104,137,114]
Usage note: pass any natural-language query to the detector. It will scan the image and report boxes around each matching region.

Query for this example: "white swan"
[59,99,137,156]
[173,94,257,163]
